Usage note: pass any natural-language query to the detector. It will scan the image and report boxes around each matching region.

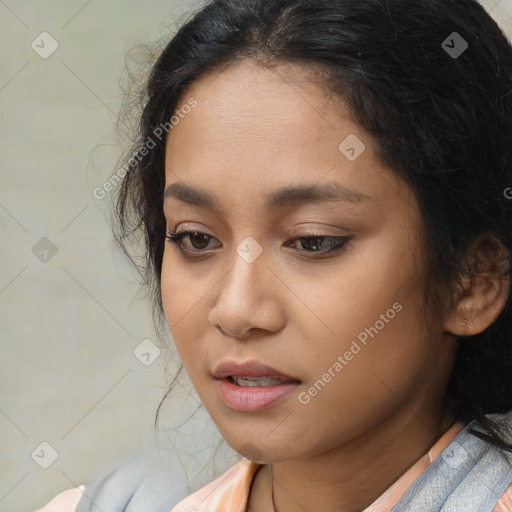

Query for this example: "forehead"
[163,59,409,214]
[184,59,345,118]
[165,60,356,155]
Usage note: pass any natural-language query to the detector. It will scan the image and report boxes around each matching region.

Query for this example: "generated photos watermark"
[298,301,403,405]
[93,97,198,200]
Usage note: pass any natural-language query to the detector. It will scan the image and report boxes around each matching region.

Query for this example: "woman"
[37,0,512,510]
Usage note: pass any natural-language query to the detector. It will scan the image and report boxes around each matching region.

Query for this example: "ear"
[444,235,510,336]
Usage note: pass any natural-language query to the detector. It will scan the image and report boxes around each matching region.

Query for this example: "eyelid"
[283,224,354,244]
[170,222,208,233]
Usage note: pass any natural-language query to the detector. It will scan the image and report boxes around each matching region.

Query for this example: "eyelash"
[165,230,353,259]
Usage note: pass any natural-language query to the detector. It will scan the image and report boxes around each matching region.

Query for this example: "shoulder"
[34,452,189,512]
[394,412,512,512]
[170,458,261,512]
[74,453,190,512]
[34,486,84,512]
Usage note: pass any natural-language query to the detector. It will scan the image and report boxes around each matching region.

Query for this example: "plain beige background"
[1,1,511,510]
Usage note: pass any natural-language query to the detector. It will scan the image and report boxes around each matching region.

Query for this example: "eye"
[285,235,353,256]
[165,230,353,259]
[166,230,220,256]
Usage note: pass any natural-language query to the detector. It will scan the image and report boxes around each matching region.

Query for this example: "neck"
[249,405,457,512]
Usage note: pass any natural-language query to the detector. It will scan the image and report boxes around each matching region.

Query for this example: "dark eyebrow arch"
[163,181,370,211]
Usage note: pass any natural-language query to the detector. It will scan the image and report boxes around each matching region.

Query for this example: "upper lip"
[212,360,301,381]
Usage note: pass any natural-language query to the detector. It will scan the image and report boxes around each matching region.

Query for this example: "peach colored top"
[35,423,512,511]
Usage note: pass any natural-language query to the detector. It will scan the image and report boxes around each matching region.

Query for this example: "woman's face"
[161,60,456,463]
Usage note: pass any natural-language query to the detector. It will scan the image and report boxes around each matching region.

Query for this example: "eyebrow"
[163,181,370,211]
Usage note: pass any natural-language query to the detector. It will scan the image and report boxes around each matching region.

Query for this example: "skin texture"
[160,60,489,511]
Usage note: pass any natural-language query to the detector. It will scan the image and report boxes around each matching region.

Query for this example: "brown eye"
[289,235,352,255]
[166,231,220,257]
[185,232,212,250]
[299,236,334,251]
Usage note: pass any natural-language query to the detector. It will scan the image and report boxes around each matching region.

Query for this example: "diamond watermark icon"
[31,32,59,59]
[134,338,161,366]
[338,134,366,162]
[32,237,58,263]
[31,441,59,469]
[236,236,263,264]
[442,32,468,59]
[441,442,469,470]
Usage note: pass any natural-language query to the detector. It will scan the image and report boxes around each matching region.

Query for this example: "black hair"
[114,0,512,450]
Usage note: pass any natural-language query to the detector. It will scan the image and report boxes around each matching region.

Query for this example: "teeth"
[231,376,287,387]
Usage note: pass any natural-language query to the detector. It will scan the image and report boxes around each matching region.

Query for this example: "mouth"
[212,360,301,382]
[227,375,299,387]
[213,360,301,411]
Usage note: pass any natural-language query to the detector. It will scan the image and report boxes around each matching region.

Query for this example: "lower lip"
[216,378,300,412]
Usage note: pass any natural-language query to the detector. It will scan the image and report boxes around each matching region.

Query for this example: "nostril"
[215,324,252,340]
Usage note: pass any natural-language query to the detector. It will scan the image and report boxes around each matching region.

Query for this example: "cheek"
[280,230,424,356]
[288,228,432,402]
[286,300,434,457]
[160,252,183,332]
[160,250,208,365]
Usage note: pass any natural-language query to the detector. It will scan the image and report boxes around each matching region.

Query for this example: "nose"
[208,245,286,340]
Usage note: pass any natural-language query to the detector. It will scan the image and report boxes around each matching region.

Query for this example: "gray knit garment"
[75,451,189,512]
[392,414,512,511]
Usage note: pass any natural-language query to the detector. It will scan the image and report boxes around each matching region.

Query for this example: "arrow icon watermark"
[133,339,161,366]
[339,134,366,162]
[32,237,58,263]
[442,32,468,59]
[31,441,59,469]
[31,31,59,59]
[236,236,263,263]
